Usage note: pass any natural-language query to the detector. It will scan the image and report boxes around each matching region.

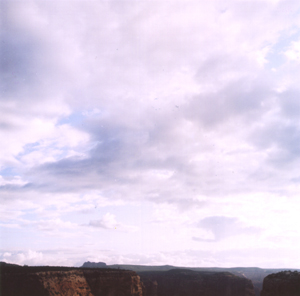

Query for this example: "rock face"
[260,270,300,296]
[0,262,143,296]
[36,270,93,296]
[139,269,255,296]
[83,269,143,296]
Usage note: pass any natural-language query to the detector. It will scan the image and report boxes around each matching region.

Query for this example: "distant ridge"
[80,262,177,272]
[81,261,107,268]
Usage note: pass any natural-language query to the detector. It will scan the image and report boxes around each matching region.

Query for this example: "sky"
[1,0,300,269]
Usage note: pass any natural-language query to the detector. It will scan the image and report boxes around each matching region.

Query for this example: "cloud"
[0,249,75,266]
[193,216,261,242]
[1,0,300,267]
[284,39,300,62]
[88,213,119,229]
[88,213,138,232]
[250,117,300,167]
[2,0,299,203]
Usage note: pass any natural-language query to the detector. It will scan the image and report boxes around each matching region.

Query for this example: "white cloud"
[285,40,300,61]
[0,250,44,266]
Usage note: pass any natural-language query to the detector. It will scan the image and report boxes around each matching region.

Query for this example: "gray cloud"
[250,119,300,167]
[193,216,261,242]
[184,75,274,128]
[279,90,300,119]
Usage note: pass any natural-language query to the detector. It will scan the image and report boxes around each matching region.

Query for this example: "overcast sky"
[1,0,300,268]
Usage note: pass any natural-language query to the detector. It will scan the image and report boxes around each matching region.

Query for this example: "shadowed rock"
[260,270,300,296]
[140,269,255,296]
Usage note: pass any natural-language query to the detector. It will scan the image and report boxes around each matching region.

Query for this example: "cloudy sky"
[1,0,300,268]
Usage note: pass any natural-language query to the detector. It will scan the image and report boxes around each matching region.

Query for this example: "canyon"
[1,262,299,296]
[82,262,299,296]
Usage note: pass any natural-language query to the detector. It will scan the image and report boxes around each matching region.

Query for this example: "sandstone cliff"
[0,262,143,296]
[36,270,93,296]
[260,270,300,296]
[139,269,255,296]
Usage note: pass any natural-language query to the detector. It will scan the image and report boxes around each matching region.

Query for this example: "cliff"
[0,262,143,296]
[260,270,300,296]
[139,269,255,296]
[0,262,256,296]
[82,261,294,296]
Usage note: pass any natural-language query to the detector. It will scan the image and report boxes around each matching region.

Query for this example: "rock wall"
[260,270,300,296]
[139,269,255,296]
